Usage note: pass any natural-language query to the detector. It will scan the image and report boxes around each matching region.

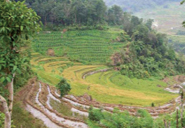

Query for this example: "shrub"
[151,102,155,107]
[88,106,104,122]
[56,78,71,97]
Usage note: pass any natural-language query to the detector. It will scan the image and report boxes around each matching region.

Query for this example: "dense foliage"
[17,0,107,28]
[16,0,153,28]
[17,0,182,28]
[88,107,185,128]
[110,15,185,78]
[88,108,154,128]
[57,78,71,97]
[0,0,40,94]
[0,1,40,85]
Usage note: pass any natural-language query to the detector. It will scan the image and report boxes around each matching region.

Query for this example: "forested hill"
[104,0,181,12]
[21,0,185,79]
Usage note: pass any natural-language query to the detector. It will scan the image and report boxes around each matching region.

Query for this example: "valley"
[2,0,185,127]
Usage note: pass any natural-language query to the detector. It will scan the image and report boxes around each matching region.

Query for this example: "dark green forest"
[16,0,151,27]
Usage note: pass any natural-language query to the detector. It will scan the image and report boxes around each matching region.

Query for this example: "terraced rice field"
[23,78,181,128]
[63,67,177,106]
[32,29,126,64]
[31,53,77,85]
[31,53,178,107]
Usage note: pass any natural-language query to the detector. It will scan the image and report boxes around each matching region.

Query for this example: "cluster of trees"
[16,0,181,30]
[17,0,151,27]
[19,0,107,26]
[104,0,180,12]
[109,14,185,78]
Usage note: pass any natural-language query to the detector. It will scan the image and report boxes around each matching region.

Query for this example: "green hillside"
[32,29,128,64]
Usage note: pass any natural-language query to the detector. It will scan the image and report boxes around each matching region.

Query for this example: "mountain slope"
[104,0,180,12]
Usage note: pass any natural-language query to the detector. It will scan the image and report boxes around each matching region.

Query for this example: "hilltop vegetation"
[114,15,185,79]
[21,0,107,27]
[133,1,185,69]
[18,0,172,27]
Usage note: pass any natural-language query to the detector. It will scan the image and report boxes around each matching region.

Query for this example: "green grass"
[50,99,72,116]
[33,68,62,86]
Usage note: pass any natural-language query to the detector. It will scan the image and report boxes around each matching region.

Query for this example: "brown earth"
[163,75,185,85]
[47,48,55,56]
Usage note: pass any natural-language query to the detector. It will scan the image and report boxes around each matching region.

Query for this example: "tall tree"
[87,0,107,25]
[0,1,40,127]
[71,0,87,24]
[32,0,55,25]
[108,5,123,25]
